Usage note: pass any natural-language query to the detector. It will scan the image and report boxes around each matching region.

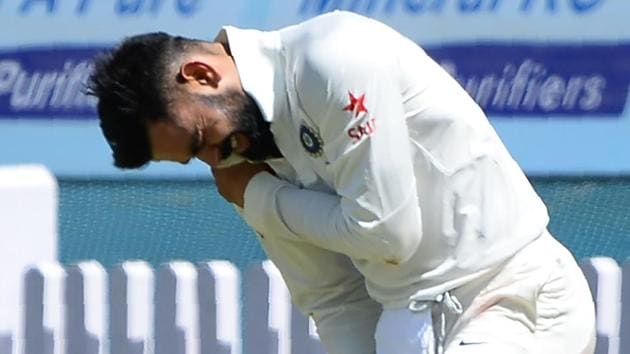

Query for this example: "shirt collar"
[215,26,286,123]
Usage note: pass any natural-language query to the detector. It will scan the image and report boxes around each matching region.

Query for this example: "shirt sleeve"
[243,22,423,265]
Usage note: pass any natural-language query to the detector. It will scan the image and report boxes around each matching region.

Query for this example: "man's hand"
[212,163,273,208]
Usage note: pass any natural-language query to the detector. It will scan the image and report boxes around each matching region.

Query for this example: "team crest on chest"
[299,124,323,157]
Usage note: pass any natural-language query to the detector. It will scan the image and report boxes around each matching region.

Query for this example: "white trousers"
[374,232,596,354]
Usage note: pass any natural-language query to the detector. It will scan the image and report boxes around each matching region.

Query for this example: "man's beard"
[200,90,282,168]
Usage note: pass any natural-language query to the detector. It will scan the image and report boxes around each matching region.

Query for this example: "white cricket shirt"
[220,11,549,312]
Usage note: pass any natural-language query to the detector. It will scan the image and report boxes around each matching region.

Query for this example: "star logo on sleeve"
[343,92,368,118]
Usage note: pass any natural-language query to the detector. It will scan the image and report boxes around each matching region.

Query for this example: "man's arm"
[227,182,381,354]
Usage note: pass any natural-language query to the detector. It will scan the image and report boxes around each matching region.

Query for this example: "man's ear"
[180,61,221,88]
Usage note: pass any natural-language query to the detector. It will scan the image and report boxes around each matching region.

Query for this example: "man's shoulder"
[281,10,392,52]
[293,10,375,32]
[284,12,397,83]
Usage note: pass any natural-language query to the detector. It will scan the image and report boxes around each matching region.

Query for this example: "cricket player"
[88,11,596,353]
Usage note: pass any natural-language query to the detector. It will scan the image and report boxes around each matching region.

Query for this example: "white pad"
[197,261,241,354]
[110,261,154,354]
[246,261,291,354]
[22,263,66,354]
[155,261,200,354]
[0,165,57,354]
[620,261,630,354]
[65,261,108,354]
[580,257,621,354]
[262,261,291,354]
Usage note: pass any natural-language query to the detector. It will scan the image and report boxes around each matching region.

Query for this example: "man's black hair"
[87,32,195,168]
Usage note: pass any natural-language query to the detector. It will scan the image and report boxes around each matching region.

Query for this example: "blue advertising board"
[0,47,98,118]
[0,0,629,176]
[431,44,630,117]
